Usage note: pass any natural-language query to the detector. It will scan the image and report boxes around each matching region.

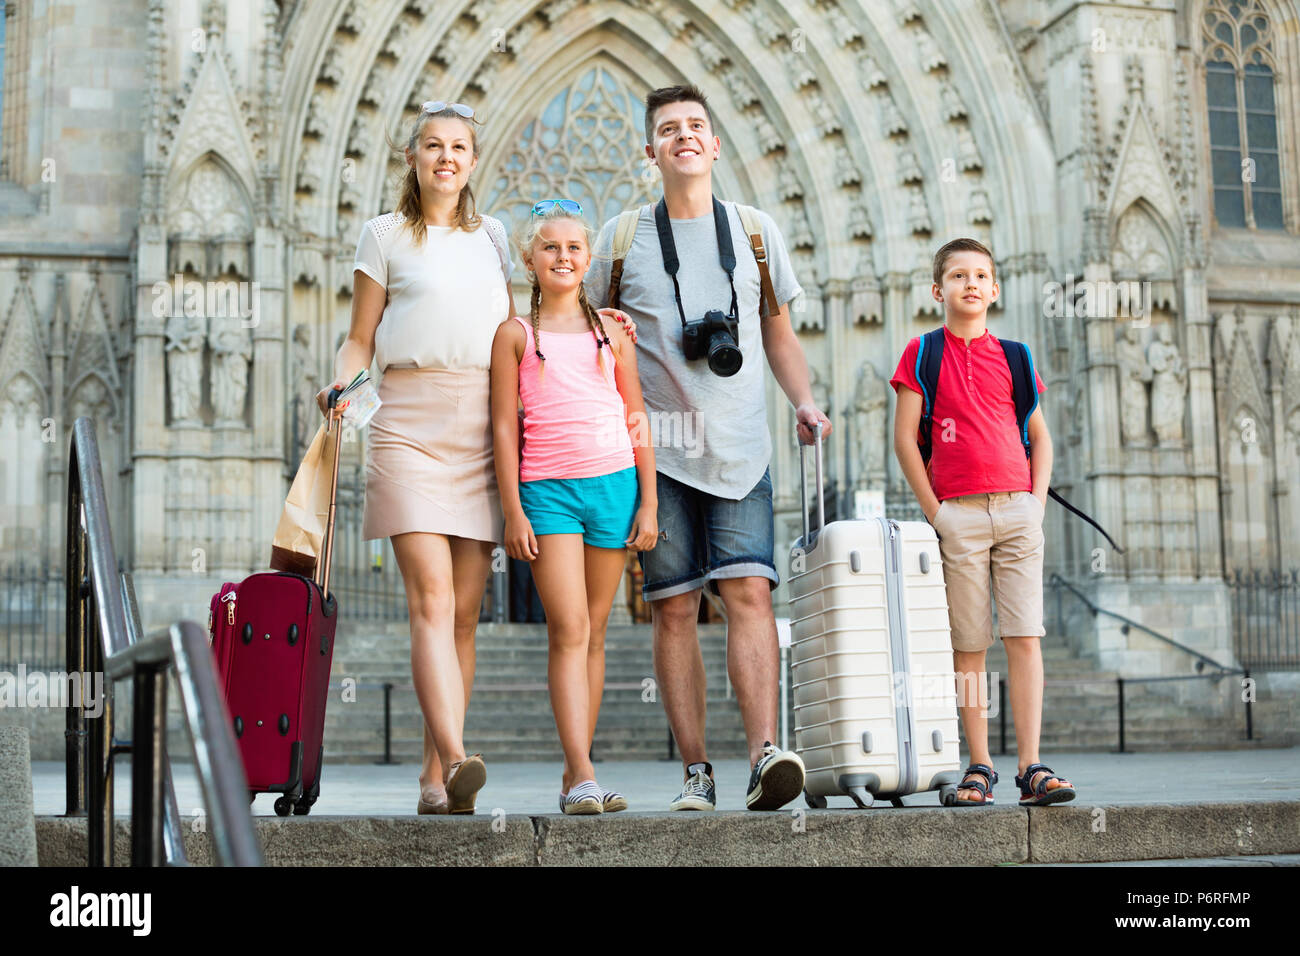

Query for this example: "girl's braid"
[577,283,611,373]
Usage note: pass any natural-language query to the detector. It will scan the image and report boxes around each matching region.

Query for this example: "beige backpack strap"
[736,203,780,317]
[606,206,647,310]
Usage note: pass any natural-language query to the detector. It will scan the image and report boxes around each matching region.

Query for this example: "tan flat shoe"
[445,754,487,814]
[417,786,449,815]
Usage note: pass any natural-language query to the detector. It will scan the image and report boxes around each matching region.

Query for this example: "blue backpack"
[914,327,1124,553]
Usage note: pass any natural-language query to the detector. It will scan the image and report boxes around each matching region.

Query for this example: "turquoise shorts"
[519,466,639,549]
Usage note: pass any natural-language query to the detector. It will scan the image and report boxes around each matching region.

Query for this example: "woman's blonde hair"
[391,106,483,244]
[515,205,612,381]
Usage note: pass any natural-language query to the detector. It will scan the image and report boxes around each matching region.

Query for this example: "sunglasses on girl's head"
[422,101,474,118]
[531,199,583,217]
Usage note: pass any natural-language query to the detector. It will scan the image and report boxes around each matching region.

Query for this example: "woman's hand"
[624,504,658,552]
[505,511,539,562]
[598,308,637,344]
[316,380,351,417]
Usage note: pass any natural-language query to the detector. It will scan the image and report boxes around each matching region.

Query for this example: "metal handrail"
[1048,572,1242,676]
[65,416,261,866]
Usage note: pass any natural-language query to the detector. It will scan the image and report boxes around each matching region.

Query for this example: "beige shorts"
[932,491,1046,652]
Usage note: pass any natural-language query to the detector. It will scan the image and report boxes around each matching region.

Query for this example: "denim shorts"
[519,466,638,549]
[640,468,778,600]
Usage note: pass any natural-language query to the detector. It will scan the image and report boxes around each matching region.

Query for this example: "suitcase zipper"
[222,589,237,626]
[878,517,918,797]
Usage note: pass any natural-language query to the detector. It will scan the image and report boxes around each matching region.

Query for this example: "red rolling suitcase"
[208,394,344,816]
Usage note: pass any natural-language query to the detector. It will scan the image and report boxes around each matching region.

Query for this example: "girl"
[318,101,509,815]
[490,200,658,814]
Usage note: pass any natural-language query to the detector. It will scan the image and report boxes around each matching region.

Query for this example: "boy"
[890,238,1075,806]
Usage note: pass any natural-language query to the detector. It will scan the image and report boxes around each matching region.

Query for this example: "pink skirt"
[362,366,503,544]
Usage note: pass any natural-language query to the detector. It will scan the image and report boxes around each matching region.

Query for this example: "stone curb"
[34,800,1300,866]
[1,727,39,866]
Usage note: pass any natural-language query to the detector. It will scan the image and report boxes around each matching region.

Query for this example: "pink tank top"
[515,315,635,481]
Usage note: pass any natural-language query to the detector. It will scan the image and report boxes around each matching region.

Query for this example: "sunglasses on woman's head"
[422,101,475,119]
[531,199,583,217]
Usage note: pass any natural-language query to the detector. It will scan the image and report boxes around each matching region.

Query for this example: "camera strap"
[654,196,740,329]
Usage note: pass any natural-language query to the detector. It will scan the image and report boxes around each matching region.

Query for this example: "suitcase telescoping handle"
[316,388,344,600]
[798,420,826,547]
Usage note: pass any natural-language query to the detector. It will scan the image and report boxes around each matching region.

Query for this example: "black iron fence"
[1,562,65,670]
[1229,568,1300,671]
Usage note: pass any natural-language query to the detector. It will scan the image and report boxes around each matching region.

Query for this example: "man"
[585,84,832,811]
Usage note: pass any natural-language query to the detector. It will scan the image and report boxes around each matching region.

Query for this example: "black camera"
[682,309,742,377]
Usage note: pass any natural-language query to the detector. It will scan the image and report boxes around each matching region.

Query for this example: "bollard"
[379,682,394,765]
[1244,667,1253,741]
[1116,677,1126,753]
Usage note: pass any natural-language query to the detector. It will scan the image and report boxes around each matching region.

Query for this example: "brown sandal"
[445,754,487,814]
[417,787,449,815]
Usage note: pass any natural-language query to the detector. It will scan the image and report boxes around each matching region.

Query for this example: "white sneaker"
[746,742,805,810]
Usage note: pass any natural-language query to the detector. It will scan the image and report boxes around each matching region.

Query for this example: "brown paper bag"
[269,422,338,577]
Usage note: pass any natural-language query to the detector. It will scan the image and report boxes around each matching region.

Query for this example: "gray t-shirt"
[585,200,801,500]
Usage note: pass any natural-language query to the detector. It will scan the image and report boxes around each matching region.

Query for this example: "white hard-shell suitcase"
[789,427,962,808]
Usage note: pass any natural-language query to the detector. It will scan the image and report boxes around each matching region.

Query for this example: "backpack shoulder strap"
[915,328,945,464]
[996,338,1127,552]
[998,338,1038,455]
[735,203,780,317]
[606,206,648,310]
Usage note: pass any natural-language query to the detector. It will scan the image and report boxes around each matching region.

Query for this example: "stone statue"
[165,312,206,426]
[291,324,318,452]
[1116,322,1152,446]
[1147,323,1187,446]
[209,315,252,427]
[853,362,888,484]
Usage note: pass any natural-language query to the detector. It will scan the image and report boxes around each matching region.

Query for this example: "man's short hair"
[933,238,996,286]
[645,85,714,146]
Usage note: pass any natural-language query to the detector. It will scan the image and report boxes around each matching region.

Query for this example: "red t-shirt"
[890,325,1046,501]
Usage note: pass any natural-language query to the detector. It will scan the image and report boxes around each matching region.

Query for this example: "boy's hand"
[923,501,941,524]
[795,403,832,444]
[505,513,538,561]
[625,505,658,551]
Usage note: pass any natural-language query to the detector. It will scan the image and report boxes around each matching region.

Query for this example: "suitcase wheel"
[939,786,957,807]
[890,797,905,808]
[248,791,257,805]
[273,796,294,817]
[803,790,827,810]
[293,795,316,816]
[845,786,873,809]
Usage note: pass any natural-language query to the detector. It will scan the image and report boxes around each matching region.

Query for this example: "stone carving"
[806,90,841,136]
[907,187,931,234]
[776,156,804,200]
[939,83,966,120]
[691,31,727,71]
[744,4,783,45]
[346,116,367,157]
[853,362,888,483]
[826,4,862,45]
[317,45,345,86]
[968,187,993,224]
[291,324,318,452]
[1116,322,1152,446]
[897,148,923,184]
[165,312,206,426]
[722,69,759,110]
[858,51,886,90]
[879,96,907,136]
[956,126,982,171]
[209,315,252,427]
[780,47,816,89]
[832,143,861,186]
[850,275,882,324]
[753,111,784,153]
[789,202,815,250]
[1147,323,1187,446]
[337,0,364,34]
[914,29,947,71]
[304,92,328,137]
[382,18,413,61]
[848,196,873,239]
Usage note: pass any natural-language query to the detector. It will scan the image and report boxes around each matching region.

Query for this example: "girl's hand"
[505,512,538,561]
[598,308,637,344]
[316,380,350,417]
[624,505,658,551]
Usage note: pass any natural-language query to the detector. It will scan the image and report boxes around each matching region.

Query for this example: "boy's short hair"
[645,85,714,146]
[933,238,996,286]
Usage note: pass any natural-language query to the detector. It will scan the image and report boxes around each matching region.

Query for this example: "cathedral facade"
[1,0,1298,676]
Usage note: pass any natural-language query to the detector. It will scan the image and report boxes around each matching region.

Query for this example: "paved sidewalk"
[30,747,1300,817]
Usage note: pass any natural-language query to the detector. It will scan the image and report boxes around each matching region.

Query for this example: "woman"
[317,101,509,814]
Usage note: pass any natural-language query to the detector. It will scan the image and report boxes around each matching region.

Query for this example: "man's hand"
[795,403,832,445]
[598,307,637,343]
